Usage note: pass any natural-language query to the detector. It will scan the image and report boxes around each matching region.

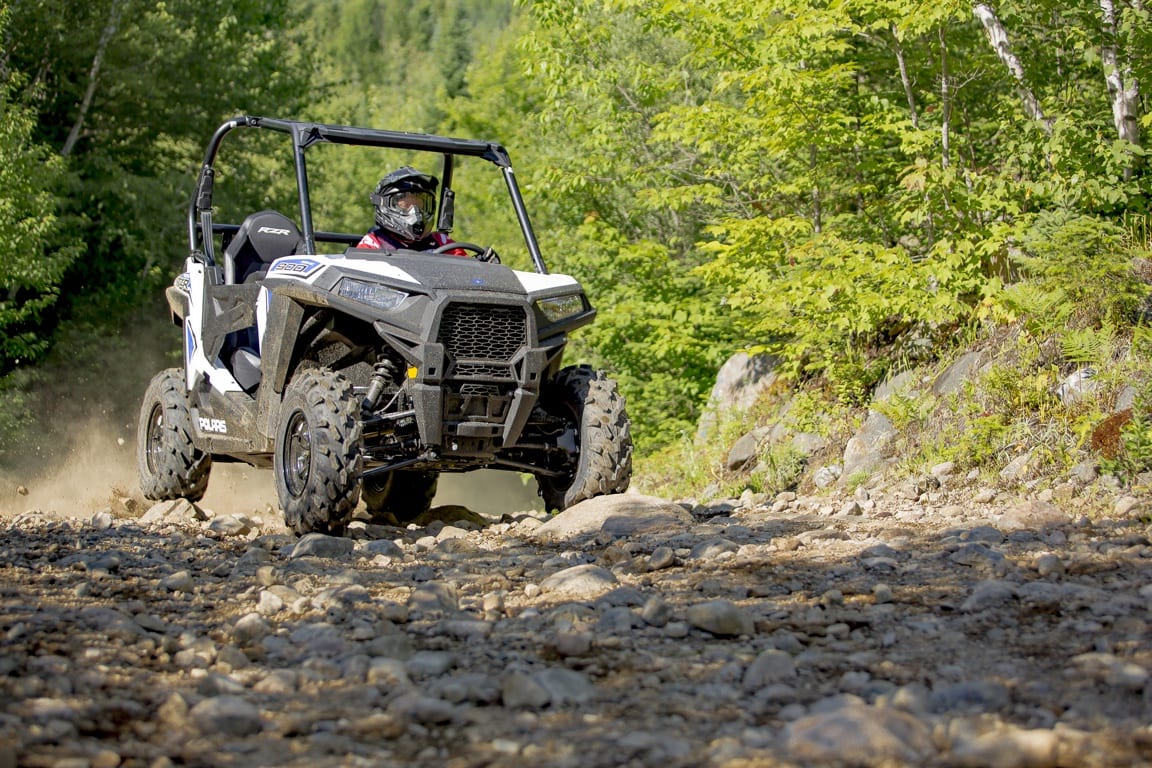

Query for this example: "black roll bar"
[187,116,547,271]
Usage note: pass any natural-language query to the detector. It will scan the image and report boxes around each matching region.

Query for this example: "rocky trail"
[2,477,1152,768]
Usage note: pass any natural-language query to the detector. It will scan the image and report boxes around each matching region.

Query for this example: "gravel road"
[2,478,1152,767]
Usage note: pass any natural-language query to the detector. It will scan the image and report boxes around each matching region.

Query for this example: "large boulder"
[696,352,779,441]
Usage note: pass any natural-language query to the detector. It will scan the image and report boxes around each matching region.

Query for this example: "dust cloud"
[0,416,543,522]
[0,418,140,520]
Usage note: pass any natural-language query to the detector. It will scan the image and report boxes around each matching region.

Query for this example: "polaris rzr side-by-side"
[137,116,632,534]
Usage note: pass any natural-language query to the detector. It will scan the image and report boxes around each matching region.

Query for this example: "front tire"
[362,470,439,524]
[536,365,633,511]
[274,369,362,535]
[137,369,212,502]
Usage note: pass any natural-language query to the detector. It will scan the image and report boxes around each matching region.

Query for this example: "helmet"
[370,166,438,243]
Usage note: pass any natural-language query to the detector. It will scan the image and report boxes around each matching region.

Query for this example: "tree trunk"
[891,25,920,131]
[1099,0,1142,166]
[940,27,952,171]
[61,0,124,158]
[972,3,1053,133]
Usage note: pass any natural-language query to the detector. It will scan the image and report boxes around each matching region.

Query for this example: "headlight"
[337,278,409,311]
[535,294,587,324]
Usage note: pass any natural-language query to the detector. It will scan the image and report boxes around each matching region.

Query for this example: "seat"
[223,210,303,284]
[220,211,301,392]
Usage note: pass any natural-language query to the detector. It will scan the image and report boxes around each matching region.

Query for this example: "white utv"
[137,116,632,534]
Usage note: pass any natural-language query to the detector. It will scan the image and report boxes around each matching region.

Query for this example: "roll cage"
[187,115,548,274]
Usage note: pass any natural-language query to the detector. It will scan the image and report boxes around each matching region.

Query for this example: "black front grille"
[438,304,526,363]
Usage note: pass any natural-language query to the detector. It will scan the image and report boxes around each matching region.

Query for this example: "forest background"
[1,0,1151,496]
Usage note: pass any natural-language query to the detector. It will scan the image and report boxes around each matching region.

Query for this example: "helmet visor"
[384,190,436,220]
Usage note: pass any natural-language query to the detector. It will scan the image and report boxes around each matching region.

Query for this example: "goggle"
[380,189,435,217]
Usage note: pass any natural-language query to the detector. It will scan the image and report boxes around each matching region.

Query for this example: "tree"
[0,77,82,371]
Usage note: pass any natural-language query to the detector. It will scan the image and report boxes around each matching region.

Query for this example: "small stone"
[743,649,797,690]
[647,546,676,571]
[502,671,551,709]
[553,630,593,657]
[189,695,263,736]
[1035,553,1064,578]
[685,600,755,636]
[540,564,618,599]
[973,488,997,504]
[342,711,407,739]
[641,596,674,627]
[961,580,1017,612]
[290,533,356,559]
[208,514,251,537]
[232,613,272,645]
[160,570,194,592]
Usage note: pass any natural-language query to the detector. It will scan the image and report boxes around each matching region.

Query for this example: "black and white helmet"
[370,166,438,242]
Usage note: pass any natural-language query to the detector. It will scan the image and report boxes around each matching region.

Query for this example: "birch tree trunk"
[972,3,1053,133]
[1098,0,1142,160]
[891,25,920,131]
[61,0,124,158]
[940,27,952,171]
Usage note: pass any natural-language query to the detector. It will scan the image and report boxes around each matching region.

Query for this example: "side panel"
[184,261,245,395]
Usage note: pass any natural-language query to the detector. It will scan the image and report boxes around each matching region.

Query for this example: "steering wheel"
[432,241,500,263]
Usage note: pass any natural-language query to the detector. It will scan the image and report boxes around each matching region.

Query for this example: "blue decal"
[269,258,324,279]
[472,278,485,285]
[185,323,196,360]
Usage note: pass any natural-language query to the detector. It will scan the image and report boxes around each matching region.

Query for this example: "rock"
[841,411,897,481]
[961,580,1017,612]
[930,680,1011,714]
[726,427,771,471]
[188,696,263,737]
[743,649,797,690]
[696,352,779,441]
[948,724,1061,767]
[1056,367,1098,405]
[641,596,674,627]
[208,514,251,536]
[535,668,595,705]
[502,672,551,710]
[408,582,459,614]
[232,613,272,645]
[290,533,356,559]
[684,600,755,636]
[933,351,982,396]
[533,494,693,541]
[995,500,1069,532]
[140,499,207,525]
[812,465,842,488]
[784,703,936,764]
[539,564,618,600]
[999,452,1034,482]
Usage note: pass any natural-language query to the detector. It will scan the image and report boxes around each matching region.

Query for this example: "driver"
[357,166,462,252]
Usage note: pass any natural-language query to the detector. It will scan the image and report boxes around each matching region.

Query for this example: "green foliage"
[0,81,83,369]
[744,444,807,497]
[4,0,1152,488]
[0,0,311,458]
[1007,212,1146,323]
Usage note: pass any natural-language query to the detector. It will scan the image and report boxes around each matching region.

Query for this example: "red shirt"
[357,228,458,252]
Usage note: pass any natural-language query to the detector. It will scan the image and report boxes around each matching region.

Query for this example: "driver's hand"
[480,247,500,264]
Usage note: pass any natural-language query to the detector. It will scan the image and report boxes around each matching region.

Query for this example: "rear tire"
[274,369,362,535]
[536,365,632,511]
[137,369,212,502]
[362,470,439,524]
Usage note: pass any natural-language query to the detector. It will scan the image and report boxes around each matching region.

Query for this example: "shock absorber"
[362,357,398,414]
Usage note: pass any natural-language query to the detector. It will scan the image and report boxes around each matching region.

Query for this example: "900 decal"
[198,417,228,434]
[269,257,323,278]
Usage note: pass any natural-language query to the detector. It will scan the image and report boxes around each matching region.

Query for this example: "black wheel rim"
[146,402,165,474]
[282,410,311,498]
